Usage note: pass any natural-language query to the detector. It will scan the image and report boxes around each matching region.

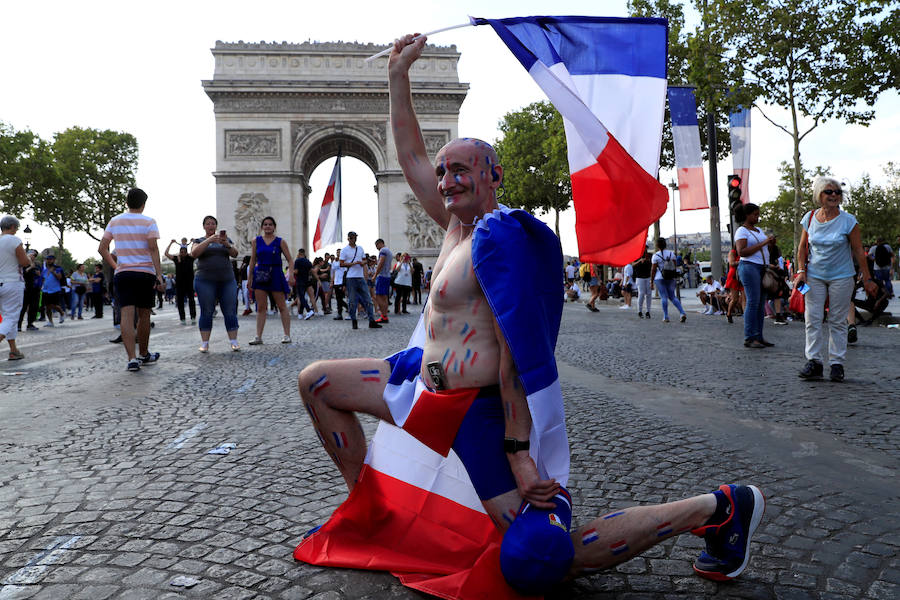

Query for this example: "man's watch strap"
[503,437,530,454]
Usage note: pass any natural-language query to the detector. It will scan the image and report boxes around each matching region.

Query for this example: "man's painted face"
[434,140,499,216]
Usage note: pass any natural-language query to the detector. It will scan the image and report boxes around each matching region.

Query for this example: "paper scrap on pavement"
[170,575,201,587]
[207,442,237,455]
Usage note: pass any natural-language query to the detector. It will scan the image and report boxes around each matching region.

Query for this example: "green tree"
[844,164,900,244]
[759,161,828,256]
[67,128,139,241]
[0,123,42,216]
[628,0,733,168]
[710,0,898,252]
[494,101,570,237]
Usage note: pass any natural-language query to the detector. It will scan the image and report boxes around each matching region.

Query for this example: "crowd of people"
[566,177,896,382]
[0,208,434,365]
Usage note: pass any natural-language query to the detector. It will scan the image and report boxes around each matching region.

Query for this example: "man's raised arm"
[389,34,449,230]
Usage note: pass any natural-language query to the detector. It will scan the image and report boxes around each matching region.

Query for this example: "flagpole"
[669,181,680,298]
[364,21,474,62]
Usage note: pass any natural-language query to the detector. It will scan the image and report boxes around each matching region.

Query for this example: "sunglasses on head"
[822,189,843,196]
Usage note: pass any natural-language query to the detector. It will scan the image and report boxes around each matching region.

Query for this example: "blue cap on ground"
[500,488,575,595]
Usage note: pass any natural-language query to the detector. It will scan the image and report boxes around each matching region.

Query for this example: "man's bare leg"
[298,358,393,490]
[570,494,716,573]
[136,307,151,356]
[120,305,137,360]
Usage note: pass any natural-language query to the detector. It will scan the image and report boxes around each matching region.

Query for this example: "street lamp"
[23,225,32,251]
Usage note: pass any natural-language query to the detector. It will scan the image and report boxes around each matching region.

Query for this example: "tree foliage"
[844,163,900,245]
[0,123,139,253]
[628,0,734,169]
[709,0,898,251]
[760,161,900,257]
[494,101,570,237]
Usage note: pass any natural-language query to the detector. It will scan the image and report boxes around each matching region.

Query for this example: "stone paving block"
[31,584,83,599]
[41,566,88,583]
[0,586,41,599]
[141,556,178,570]
[866,580,898,599]
[215,587,258,600]
[77,566,126,584]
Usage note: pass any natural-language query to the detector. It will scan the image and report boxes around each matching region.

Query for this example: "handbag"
[254,264,273,285]
[789,286,805,314]
[761,268,781,296]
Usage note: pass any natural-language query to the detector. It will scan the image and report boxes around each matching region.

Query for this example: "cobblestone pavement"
[1,296,897,600]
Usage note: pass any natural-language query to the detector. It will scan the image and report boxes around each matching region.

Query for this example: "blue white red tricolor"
[295,207,565,599]
[313,152,342,251]
[474,15,669,266]
[729,108,751,204]
[667,87,709,211]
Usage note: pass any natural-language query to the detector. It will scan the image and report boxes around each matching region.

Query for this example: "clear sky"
[2,0,897,262]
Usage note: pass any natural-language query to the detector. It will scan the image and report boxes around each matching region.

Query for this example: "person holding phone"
[734,204,775,348]
[795,176,877,382]
[190,215,240,352]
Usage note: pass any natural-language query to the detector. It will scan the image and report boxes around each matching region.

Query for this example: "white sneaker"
[304,310,314,320]
[230,341,240,352]
[248,336,263,345]
[618,305,630,310]
[198,342,209,353]
[715,310,724,315]
[281,335,292,344]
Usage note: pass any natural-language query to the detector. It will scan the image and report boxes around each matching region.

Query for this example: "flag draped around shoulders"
[313,153,342,251]
[473,16,669,267]
[729,108,751,204]
[294,206,564,600]
[668,87,709,211]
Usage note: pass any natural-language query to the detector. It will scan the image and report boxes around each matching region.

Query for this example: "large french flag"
[295,207,564,600]
[474,16,669,267]
[667,87,708,210]
[312,152,342,251]
[729,108,751,204]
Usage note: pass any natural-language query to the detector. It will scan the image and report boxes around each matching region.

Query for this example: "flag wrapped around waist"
[729,108,751,204]
[295,206,564,600]
[668,87,708,210]
[475,16,669,266]
[313,153,342,251]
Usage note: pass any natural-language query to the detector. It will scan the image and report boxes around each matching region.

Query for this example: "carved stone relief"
[233,192,270,254]
[225,130,281,160]
[211,95,464,115]
[403,195,444,251]
[422,131,450,160]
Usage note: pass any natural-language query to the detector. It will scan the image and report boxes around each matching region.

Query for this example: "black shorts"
[41,291,62,306]
[114,272,156,308]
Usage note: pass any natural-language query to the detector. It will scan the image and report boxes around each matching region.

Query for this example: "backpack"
[660,251,678,280]
[874,243,891,266]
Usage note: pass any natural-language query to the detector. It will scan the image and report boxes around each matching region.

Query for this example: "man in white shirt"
[697,276,724,315]
[565,261,576,285]
[339,232,380,329]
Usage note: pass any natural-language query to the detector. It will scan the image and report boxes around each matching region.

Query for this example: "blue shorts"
[375,276,391,296]
[451,386,518,501]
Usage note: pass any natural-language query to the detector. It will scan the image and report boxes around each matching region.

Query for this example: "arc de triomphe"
[202,41,468,259]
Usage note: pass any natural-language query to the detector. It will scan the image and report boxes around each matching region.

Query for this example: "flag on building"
[667,87,708,211]
[729,108,751,204]
[473,15,669,266]
[313,152,342,251]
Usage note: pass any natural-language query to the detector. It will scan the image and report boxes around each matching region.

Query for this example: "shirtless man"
[297,34,765,591]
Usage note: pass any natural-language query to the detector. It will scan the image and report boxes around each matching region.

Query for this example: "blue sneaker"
[692,484,765,581]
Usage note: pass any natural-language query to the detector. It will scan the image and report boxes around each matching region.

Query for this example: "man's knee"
[298,361,327,399]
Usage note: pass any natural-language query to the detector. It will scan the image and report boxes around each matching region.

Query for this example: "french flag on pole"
[474,16,670,266]
[729,108,751,204]
[668,87,709,210]
[312,151,342,251]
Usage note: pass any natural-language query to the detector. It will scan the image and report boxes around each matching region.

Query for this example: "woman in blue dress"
[247,216,295,345]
